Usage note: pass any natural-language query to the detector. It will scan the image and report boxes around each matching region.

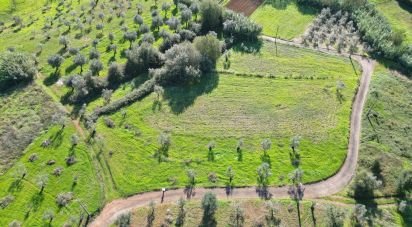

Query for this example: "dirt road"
[89,38,375,227]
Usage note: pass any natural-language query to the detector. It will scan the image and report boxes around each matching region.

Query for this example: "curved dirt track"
[89,38,375,227]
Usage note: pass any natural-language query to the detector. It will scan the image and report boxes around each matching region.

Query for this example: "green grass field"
[370,0,412,44]
[0,0,47,21]
[0,0,391,225]
[84,41,361,196]
[0,0,180,103]
[0,125,103,226]
[0,84,60,174]
[250,1,317,40]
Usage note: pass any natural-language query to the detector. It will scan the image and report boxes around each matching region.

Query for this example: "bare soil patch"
[226,0,264,16]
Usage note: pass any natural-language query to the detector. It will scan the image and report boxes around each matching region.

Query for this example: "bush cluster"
[0,52,36,89]
[298,0,412,71]
[223,10,262,42]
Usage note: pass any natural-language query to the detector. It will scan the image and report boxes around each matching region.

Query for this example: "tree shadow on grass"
[231,39,263,54]
[200,212,217,227]
[8,179,23,193]
[396,0,412,13]
[375,56,412,78]
[43,72,60,86]
[65,63,78,74]
[50,128,64,148]
[263,0,318,15]
[162,72,219,114]
[30,192,44,212]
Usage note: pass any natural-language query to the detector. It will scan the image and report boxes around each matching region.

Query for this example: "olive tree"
[229,203,244,227]
[73,53,86,73]
[162,2,171,18]
[261,139,271,153]
[257,162,271,186]
[36,174,49,194]
[47,54,64,75]
[89,59,103,76]
[124,31,137,49]
[175,198,186,226]
[201,192,217,225]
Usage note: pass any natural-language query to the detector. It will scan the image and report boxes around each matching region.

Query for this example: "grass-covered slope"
[0,84,61,174]
[84,41,360,196]
[250,1,317,40]
[0,0,47,21]
[357,64,412,196]
[370,0,412,44]
[0,125,103,226]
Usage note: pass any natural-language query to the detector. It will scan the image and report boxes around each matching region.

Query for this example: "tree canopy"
[0,51,36,89]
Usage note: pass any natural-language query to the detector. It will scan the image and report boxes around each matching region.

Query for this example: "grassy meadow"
[0,125,103,226]
[250,1,317,40]
[356,64,412,196]
[0,0,382,225]
[84,41,361,196]
[370,0,412,44]
[0,84,61,174]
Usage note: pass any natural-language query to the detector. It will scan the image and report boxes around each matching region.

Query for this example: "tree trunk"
[297,200,302,227]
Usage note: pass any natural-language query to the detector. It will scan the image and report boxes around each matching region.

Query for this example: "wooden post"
[275,25,279,56]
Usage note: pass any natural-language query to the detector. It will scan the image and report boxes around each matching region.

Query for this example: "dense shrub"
[194,33,222,65]
[107,62,125,84]
[125,42,164,76]
[68,74,106,103]
[351,170,382,199]
[88,79,155,122]
[223,10,262,41]
[159,33,181,52]
[200,0,223,32]
[115,212,131,227]
[0,52,36,89]
[397,170,412,196]
[151,42,202,84]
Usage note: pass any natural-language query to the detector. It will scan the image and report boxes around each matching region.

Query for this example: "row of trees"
[299,0,412,72]
[303,8,360,54]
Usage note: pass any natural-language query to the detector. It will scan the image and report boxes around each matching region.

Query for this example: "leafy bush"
[223,10,262,42]
[194,34,222,64]
[0,195,14,208]
[115,212,131,227]
[151,42,202,84]
[0,52,36,89]
[200,0,223,32]
[56,192,73,207]
[397,170,412,196]
[351,170,382,199]
[88,79,155,122]
[125,42,164,76]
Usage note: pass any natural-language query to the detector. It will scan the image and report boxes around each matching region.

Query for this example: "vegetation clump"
[0,52,36,89]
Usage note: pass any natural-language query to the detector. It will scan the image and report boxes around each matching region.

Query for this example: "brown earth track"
[226,0,264,16]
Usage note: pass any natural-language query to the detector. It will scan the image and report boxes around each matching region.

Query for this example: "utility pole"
[275,25,279,56]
